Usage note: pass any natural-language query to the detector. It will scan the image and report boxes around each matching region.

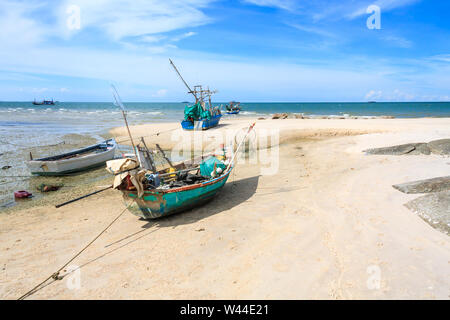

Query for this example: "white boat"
[27,139,117,176]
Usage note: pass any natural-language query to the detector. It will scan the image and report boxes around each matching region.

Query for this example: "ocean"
[0,101,449,209]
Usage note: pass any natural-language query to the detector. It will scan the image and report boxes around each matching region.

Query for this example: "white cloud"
[284,0,422,22]
[32,87,49,93]
[55,0,213,40]
[429,54,450,63]
[365,90,383,101]
[243,0,296,11]
[2,39,448,101]
[288,23,336,38]
[171,31,198,42]
[364,89,449,102]
[0,0,448,102]
[152,89,168,97]
[0,1,49,48]
[348,0,421,19]
[140,35,167,43]
[382,35,413,48]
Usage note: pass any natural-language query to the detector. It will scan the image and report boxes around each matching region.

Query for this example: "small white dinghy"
[27,139,117,176]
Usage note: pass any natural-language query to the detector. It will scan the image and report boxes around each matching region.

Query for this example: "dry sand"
[1,118,449,299]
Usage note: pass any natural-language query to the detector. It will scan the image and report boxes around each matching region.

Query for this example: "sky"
[0,0,449,102]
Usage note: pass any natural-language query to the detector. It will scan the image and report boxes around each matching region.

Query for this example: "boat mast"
[111,85,138,160]
[226,123,256,172]
[207,87,212,109]
[194,85,206,111]
[169,58,198,103]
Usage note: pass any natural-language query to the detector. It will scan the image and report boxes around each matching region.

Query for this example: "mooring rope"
[0,177,31,186]
[18,202,131,300]
[114,128,178,144]
[0,139,65,149]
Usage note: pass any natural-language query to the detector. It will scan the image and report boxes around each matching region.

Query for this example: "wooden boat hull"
[122,168,232,219]
[181,114,222,130]
[27,139,117,176]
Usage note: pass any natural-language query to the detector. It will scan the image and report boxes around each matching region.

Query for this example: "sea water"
[0,101,449,209]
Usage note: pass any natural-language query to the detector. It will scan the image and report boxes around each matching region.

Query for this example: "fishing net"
[184,103,211,121]
[199,156,226,177]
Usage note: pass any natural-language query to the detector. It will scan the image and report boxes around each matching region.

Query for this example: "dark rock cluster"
[364,139,450,156]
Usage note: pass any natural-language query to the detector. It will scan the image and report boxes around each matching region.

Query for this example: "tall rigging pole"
[169,58,198,103]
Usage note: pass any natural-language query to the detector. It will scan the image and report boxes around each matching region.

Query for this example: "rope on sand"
[17,202,131,300]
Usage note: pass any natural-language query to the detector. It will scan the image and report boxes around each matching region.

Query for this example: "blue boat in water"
[33,99,55,105]
[225,101,241,115]
[169,59,222,130]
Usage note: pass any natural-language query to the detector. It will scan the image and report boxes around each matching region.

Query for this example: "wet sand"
[1,117,449,299]
[0,134,108,211]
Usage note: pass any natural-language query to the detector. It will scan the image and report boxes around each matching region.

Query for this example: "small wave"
[238,111,257,115]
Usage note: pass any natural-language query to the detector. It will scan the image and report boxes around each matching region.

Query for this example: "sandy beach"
[1,117,449,299]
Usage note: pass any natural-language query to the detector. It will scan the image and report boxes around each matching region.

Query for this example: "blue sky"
[0,0,449,102]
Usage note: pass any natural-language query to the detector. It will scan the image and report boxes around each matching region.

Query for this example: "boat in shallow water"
[32,99,55,105]
[225,101,241,115]
[27,139,116,176]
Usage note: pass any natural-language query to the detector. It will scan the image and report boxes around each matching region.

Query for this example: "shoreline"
[0,117,449,299]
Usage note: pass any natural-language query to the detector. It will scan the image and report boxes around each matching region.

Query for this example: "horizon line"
[1,101,450,104]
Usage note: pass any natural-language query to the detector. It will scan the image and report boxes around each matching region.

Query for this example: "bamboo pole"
[122,110,138,160]
[156,143,174,168]
[139,137,156,173]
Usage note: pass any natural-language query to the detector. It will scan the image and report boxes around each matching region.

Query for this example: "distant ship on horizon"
[33,98,56,105]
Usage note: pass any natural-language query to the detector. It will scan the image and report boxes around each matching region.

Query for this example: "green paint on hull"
[123,171,231,219]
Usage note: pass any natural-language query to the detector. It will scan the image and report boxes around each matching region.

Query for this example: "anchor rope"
[18,202,131,300]
[114,128,178,144]
[0,139,65,149]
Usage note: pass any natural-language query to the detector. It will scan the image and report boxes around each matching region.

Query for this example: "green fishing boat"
[108,124,255,220]
[122,165,233,219]
[108,86,255,220]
